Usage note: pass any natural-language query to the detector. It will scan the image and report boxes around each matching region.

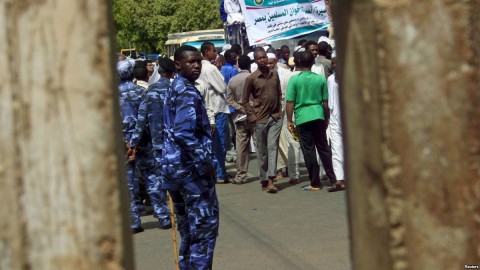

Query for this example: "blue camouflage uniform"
[162,74,219,270]
[129,79,171,228]
[117,59,144,230]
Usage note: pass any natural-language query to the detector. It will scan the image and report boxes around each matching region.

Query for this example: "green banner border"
[245,0,320,8]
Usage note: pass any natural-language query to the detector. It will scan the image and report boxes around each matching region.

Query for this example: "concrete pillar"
[0,1,133,269]
[334,0,480,269]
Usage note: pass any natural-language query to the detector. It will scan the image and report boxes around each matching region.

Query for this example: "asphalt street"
[133,155,351,270]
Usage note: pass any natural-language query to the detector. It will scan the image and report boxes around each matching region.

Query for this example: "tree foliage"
[113,0,223,53]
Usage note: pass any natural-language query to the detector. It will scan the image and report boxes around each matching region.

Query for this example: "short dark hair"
[200,42,215,55]
[299,51,315,68]
[280,45,290,51]
[304,40,318,50]
[231,44,242,55]
[133,61,148,80]
[174,45,199,62]
[238,55,251,70]
[318,41,330,56]
[293,51,302,67]
[158,57,176,73]
[253,47,266,59]
[224,49,236,61]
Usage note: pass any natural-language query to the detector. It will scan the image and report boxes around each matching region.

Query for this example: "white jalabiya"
[275,65,287,107]
[276,69,304,175]
[148,66,160,85]
[327,73,344,180]
[311,63,325,77]
[250,62,258,73]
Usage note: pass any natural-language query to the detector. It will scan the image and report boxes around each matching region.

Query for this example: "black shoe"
[160,223,172,230]
[132,227,144,234]
[159,219,172,230]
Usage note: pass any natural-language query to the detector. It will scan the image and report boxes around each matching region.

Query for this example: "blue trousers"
[166,171,219,270]
[126,162,142,229]
[213,113,228,180]
[136,148,170,221]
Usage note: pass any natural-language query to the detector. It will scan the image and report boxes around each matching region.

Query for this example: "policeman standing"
[117,59,145,234]
[162,45,219,270]
[129,61,173,229]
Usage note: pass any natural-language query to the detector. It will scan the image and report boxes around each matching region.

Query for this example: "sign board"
[239,0,329,45]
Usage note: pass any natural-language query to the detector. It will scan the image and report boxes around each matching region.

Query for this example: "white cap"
[331,50,337,58]
[263,45,270,51]
[318,36,335,49]
[221,44,232,56]
[222,44,232,51]
[267,53,276,59]
[247,52,254,60]
[294,46,305,52]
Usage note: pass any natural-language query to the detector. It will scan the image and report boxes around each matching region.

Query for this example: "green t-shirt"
[286,71,328,125]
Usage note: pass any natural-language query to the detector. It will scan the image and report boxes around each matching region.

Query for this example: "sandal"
[266,185,278,193]
[327,183,346,192]
[231,179,244,185]
[303,185,322,191]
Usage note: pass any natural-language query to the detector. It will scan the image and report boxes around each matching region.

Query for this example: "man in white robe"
[327,53,346,192]
[272,52,304,184]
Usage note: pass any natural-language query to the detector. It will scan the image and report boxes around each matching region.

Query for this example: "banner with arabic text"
[239,0,329,45]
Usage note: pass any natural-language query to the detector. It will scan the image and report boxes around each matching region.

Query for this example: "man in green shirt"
[286,51,337,190]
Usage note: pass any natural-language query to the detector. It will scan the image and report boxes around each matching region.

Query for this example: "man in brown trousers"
[227,55,255,184]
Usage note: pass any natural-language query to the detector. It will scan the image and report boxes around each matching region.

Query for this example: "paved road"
[134,155,351,270]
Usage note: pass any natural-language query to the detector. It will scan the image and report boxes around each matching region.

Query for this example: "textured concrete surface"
[335,1,480,269]
[133,156,351,270]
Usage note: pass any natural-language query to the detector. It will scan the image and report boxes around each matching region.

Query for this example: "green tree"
[170,0,224,33]
[113,0,223,54]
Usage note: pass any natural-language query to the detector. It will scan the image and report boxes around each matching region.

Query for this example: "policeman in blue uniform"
[129,61,172,229]
[162,46,219,270]
[117,59,145,234]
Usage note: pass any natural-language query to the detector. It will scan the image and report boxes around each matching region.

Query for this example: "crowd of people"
[116,36,345,269]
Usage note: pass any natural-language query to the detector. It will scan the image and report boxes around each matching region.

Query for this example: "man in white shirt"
[199,42,231,183]
[304,40,326,77]
[278,52,304,184]
[327,53,346,192]
[224,0,245,25]
[195,79,215,129]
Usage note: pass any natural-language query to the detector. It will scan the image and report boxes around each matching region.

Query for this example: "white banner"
[239,0,329,45]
